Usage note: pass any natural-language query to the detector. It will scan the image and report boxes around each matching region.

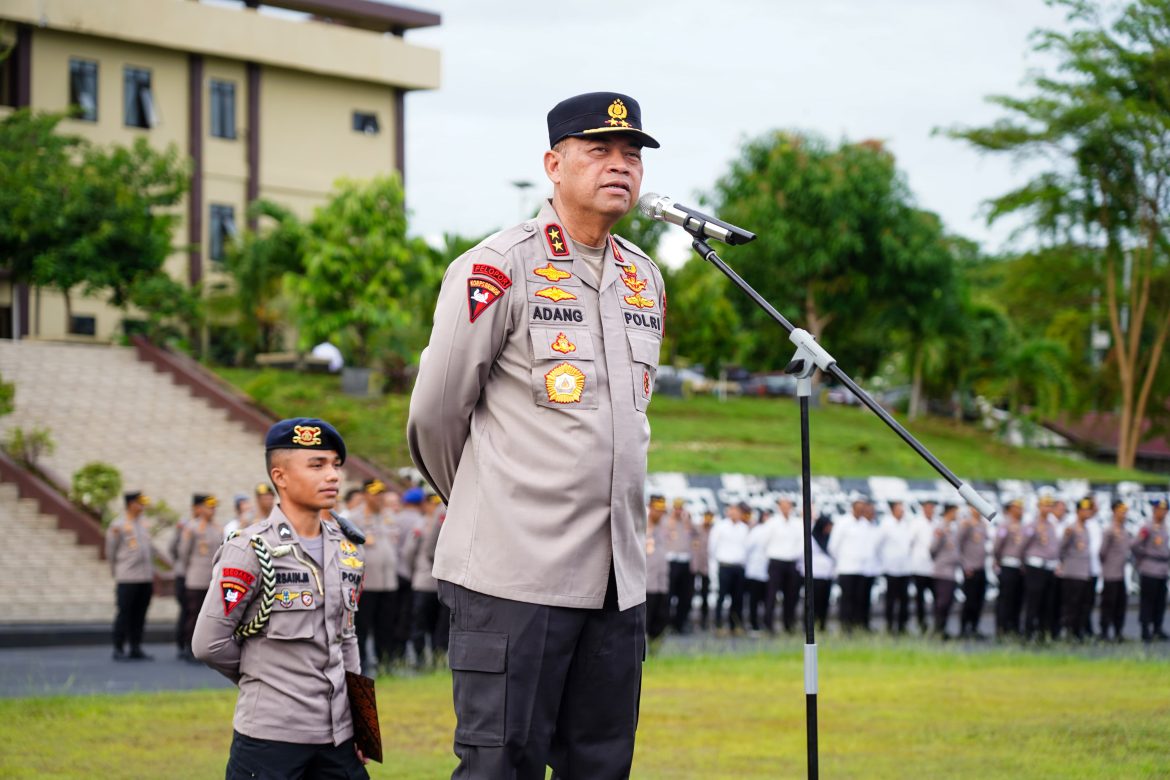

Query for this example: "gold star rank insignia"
[545,224,571,257]
[534,263,572,283]
[623,293,655,309]
[536,286,578,303]
[545,363,586,404]
[550,332,577,354]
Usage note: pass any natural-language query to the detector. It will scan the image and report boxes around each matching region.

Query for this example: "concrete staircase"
[0,340,269,519]
[0,481,178,624]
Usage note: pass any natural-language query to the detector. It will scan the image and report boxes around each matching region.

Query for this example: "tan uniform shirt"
[1059,524,1091,580]
[958,518,988,575]
[1021,517,1060,568]
[404,510,442,593]
[691,526,711,576]
[179,520,225,590]
[105,515,155,584]
[993,521,1025,568]
[170,519,189,578]
[645,522,669,595]
[1134,522,1170,578]
[663,512,694,562]
[930,524,960,581]
[394,507,424,581]
[1099,526,1132,582]
[192,507,363,746]
[408,201,665,611]
[350,505,398,592]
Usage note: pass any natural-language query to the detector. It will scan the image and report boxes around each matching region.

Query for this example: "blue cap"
[402,487,425,504]
[1151,497,1168,509]
[265,417,346,464]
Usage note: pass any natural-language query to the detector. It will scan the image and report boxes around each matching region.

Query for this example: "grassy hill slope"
[215,368,1157,482]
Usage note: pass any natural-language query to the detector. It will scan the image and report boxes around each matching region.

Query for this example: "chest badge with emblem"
[534,263,572,283]
[536,286,577,303]
[551,332,576,355]
[341,555,364,569]
[622,274,648,294]
[623,293,655,309]
[545,363,586,404]
[339,539,357,555]
[277,588,311,608]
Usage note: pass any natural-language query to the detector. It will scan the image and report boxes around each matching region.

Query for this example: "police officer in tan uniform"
[1134,497,1170,641]
[992,499,1026,638]
[106,491,159,661]
[350,478,397,672]
[177,494,223,661]
[1057,496,1094,642]
[192,418,368,779]
[663,497,695,634]
[957,508,989,639]
[408,91,662,779]
[1099,499,1133,642]
[645,495,670,641]
[930,504,961,639]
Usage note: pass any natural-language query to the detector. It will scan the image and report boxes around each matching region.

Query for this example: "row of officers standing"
[103,479,448,670]
[641,492,1170,644]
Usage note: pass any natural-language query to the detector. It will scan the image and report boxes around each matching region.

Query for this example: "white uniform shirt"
[745,522,772,582]
[710,518,749,566]
[908,515,936,577]
[800,537,836,580]
[829,513,879,576]
[765,511,804,561]
[877,516,915,577]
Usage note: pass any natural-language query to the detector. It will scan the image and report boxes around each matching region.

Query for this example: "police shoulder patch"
[468,276,505,322]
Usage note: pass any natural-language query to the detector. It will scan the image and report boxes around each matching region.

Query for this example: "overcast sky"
[400,0,1069,265]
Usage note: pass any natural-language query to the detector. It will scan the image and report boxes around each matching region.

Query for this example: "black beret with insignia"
[193,494,217,507]
[547,92,660,149]
[265,417,346,464]
[124,491,147,507]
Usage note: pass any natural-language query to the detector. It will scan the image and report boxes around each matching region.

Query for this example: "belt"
[1000,557,1021,568]
[1025,556,1046,568]
[1044,560,1059,571]
[666,554,692,563]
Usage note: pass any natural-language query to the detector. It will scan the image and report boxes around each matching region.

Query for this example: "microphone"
[637,192,756,246]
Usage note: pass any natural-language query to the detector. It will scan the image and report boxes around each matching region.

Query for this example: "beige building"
[0,0,440,343]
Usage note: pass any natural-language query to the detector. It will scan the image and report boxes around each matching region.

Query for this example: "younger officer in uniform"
[1099,500,1133,642]
[1134,497,1170,641]
[1057,497,1094,642]
[992,499,1026,638]
[408,91,662,779]
[663,497,695,634]
[177,494,223,661]
[930,504,961,640]
[106,491,158,661]
[350,478,398,672]
[645,496,670,641]
[957,507,989,639]
[192,418,368,779]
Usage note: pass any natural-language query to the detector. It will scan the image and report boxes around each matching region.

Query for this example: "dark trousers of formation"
[715,564,746,631]
[1139,575,1168,640]
[113,582,153,654]
[765,559,802,634]
[883,575,911,634]
[667,561,694,633]
[837,574,875,632]
[913,575,934,632]
[410,589,450,663]
[960,569,987,637]
[646,592,670,640]
[995,567,1024,636]
[173,575,188,652]
[933,579,956,636]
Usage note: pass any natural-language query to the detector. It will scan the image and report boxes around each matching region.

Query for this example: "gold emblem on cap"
[293,425,322,446]
[606,99,631,128]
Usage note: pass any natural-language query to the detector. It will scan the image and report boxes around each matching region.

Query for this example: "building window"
[352,111,379,135]
[69,59,99,121]
[210,79,236,139]
[124,66,158,129]
[69,315,97,337]
[209,204,238,263]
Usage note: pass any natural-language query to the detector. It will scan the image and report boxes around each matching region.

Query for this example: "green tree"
[949,0,1170,468]
[0,110,190,332]
[612,207,667,257]
[290,175,441,376]
[713,131,959,383]
[662,256,745,373]
[209,199,306,362]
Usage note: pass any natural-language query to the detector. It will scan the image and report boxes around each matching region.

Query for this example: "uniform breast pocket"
[529,327,599,411]
[627,331,661,413]
[265,567,320,640]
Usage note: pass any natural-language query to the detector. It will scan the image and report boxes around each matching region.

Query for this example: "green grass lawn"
[3,642,1168,779]
[213,368,1154,482]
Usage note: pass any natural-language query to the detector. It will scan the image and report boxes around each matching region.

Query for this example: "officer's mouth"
[600,180,630,196]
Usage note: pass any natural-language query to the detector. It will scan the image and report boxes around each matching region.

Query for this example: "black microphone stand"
[684,227,997,780]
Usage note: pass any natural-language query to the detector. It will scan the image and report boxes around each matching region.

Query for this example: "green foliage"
[290,175,442,373]
[0,373,14,418]
[70,462,122,522]
[208,199,307,362]
[3,426,54,469]
[713,131,960,378]
[948,0,1170,467]
[126,274,204,349]
[144,498,180,531]
[659,256,743,373]
[0,110,191,332]
[612,207,667,256]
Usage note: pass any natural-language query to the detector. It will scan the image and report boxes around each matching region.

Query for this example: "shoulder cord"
[234,536,276,640]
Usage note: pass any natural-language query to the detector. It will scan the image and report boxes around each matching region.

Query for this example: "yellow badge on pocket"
[339,539,357,554]
[340,556,364,569]
[545,363,586,404]
[551,332,576,355]
[536,286,577,303]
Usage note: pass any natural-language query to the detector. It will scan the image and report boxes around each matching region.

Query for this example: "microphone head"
[637,192,662,219]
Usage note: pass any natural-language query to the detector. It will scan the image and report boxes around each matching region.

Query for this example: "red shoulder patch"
[467,277,505,323]
[221,582,248,616]
[472,263,512,289]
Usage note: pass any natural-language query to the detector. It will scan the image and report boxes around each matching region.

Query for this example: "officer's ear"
[544,148,563,186]
[267,450,290,496]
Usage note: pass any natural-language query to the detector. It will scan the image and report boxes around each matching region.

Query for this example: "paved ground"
[2,607,1164,698]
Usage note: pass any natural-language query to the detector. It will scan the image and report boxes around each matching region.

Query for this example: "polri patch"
[222,582,248,616]
[545,224,570,256]
[472,263,512,289]
[468,277,505,323]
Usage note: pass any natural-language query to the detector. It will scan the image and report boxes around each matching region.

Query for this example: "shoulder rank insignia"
[623,293,655,309]
[536,287,577,303]
[534,263,572,283]
[545,224,570,257]
[468,277,505,322]
[545,362,586,404]
[551,332,576,354]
